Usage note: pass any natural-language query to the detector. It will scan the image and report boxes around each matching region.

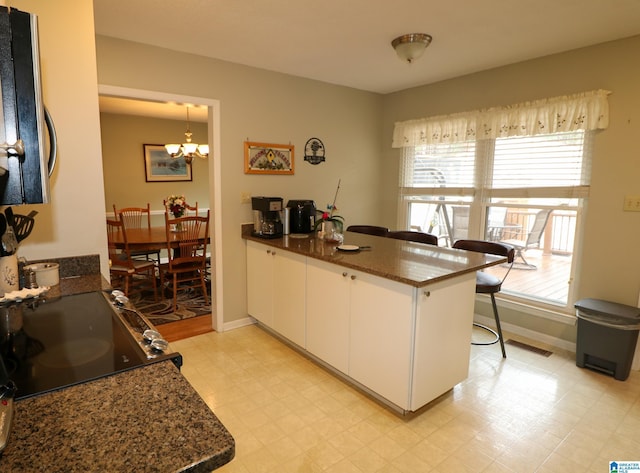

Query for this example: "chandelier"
[164,106,209,164]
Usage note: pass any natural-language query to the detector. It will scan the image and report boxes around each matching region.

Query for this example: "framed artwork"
[143,144,193,182]
[244,141,294,175]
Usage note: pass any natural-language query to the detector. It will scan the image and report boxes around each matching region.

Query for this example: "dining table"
[111,225,210,252]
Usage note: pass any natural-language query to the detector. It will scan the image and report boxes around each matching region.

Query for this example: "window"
[393,90,609,311]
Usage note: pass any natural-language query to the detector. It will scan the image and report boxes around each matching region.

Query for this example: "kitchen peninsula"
[1,255,234,472]
[243,227,505,413]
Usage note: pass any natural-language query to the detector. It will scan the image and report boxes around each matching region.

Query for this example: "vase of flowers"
[314,180,344,242]
[166,194,187,231]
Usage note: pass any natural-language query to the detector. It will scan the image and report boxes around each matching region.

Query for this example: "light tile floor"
[172,325,640,473]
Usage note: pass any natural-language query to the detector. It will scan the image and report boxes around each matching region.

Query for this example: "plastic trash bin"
[575,298,640,381]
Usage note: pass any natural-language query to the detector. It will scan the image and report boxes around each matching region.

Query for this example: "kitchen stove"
[0,290,182,400]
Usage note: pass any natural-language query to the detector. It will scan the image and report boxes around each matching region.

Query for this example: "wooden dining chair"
[113,203,161,263]
[160,210,210,311]
[185,202,199,216]
[106,219,158,300]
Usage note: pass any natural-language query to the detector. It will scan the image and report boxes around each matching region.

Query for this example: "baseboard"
[224,313,578,353]
[222,316,255,332]
[474,313,577,353]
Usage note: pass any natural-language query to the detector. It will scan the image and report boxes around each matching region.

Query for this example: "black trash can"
[575,298,640,381]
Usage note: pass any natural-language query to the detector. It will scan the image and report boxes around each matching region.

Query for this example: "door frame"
[98,84,223,332]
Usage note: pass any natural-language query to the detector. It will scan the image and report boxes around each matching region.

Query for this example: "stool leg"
[490,293,506,358]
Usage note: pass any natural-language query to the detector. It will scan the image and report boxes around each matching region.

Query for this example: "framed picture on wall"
[143,144,193,182]
[244,141,294,175]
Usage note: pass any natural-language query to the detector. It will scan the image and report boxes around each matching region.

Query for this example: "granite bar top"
[242,224,505,287]
[2,361,235,472]
[2,254,235,472]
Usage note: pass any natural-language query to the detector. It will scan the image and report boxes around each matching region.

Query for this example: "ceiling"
[94,0,640,119]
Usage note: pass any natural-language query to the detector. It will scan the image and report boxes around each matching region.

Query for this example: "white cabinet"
[247,238,480,413]
[306,258,414,408]
[410,274,475,411]
[247,240,274,326]
[349,271,414,408]
[246,240,306,347]
[306,258,350,374]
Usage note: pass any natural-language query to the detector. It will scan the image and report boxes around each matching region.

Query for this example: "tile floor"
[172,325,640,473]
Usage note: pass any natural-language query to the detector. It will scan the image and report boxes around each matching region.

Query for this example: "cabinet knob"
[266,249,271,254]
[350,275,356,280]
[342,272,348,277]
[423,291,430,297]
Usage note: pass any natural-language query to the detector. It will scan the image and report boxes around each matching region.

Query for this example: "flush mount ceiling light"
[165,106,209,165]
[391,33,432,64]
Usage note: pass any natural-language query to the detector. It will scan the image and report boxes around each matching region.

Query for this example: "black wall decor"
[304,137,325,165]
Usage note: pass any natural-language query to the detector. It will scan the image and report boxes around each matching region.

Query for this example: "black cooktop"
[0,291,177,400]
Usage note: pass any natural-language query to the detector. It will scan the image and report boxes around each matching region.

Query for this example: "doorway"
[98,85,223,334]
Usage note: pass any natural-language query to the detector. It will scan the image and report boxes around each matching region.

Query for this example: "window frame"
[398,131,593,312]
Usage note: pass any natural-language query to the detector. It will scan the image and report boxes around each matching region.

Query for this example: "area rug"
[129,287,211,326]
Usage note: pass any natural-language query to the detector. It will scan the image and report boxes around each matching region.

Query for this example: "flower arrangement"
[314,179,344,233]
[166,194,187,218]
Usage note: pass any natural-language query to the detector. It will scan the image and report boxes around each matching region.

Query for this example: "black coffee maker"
[252,197,283,238]
[287,200,316,234]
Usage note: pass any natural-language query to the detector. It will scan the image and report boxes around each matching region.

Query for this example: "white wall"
[381,35,640,343]
[95,36,384,324]
[100,112,210,222]
[12,1,108,275]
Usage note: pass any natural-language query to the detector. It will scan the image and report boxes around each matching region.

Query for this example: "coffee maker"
[252,197,283,238]
[287,200,316,234]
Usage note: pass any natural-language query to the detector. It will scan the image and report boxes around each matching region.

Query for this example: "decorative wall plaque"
[303,137,325,165]
[244,141,294,175]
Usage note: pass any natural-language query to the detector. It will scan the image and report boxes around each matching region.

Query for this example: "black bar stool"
[452,239,515,358]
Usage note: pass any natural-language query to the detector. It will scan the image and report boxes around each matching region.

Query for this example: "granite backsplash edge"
[26,254,100,278]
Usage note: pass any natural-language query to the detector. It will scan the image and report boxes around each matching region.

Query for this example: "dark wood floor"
[157,314,214,342]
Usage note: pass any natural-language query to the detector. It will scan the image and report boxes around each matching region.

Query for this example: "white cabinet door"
[411,274,475,411]
[246,240,274,326]
[272,249,306,347]
[247,240,306,347]
[306,258,350,374]
[349,271,414,409]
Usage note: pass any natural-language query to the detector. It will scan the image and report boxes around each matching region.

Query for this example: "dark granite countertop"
[2,361,234,472]
[242,225,504,287]
[1,255,234,472]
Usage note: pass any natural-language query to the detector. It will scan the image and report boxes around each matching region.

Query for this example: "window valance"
[392,89,611,148]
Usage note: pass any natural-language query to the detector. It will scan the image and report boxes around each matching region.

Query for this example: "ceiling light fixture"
[165,106,209,165]
[391,33,432,64]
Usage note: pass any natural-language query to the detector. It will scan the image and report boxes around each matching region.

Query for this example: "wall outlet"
[241,192,252,204]
[623,195,640,212]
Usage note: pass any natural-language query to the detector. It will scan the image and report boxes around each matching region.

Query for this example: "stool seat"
[475,272,503,293]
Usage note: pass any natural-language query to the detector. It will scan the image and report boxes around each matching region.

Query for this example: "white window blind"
[492,132,588,189]
[488,131,592,200]
[400,141,475,190]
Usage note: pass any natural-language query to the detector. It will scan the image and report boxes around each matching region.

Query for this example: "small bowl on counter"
[24,262,60,287]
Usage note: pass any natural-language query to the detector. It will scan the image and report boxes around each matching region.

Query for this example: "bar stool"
[346,225,389,237]
[452,239,515,358]
[387,230,438,245]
